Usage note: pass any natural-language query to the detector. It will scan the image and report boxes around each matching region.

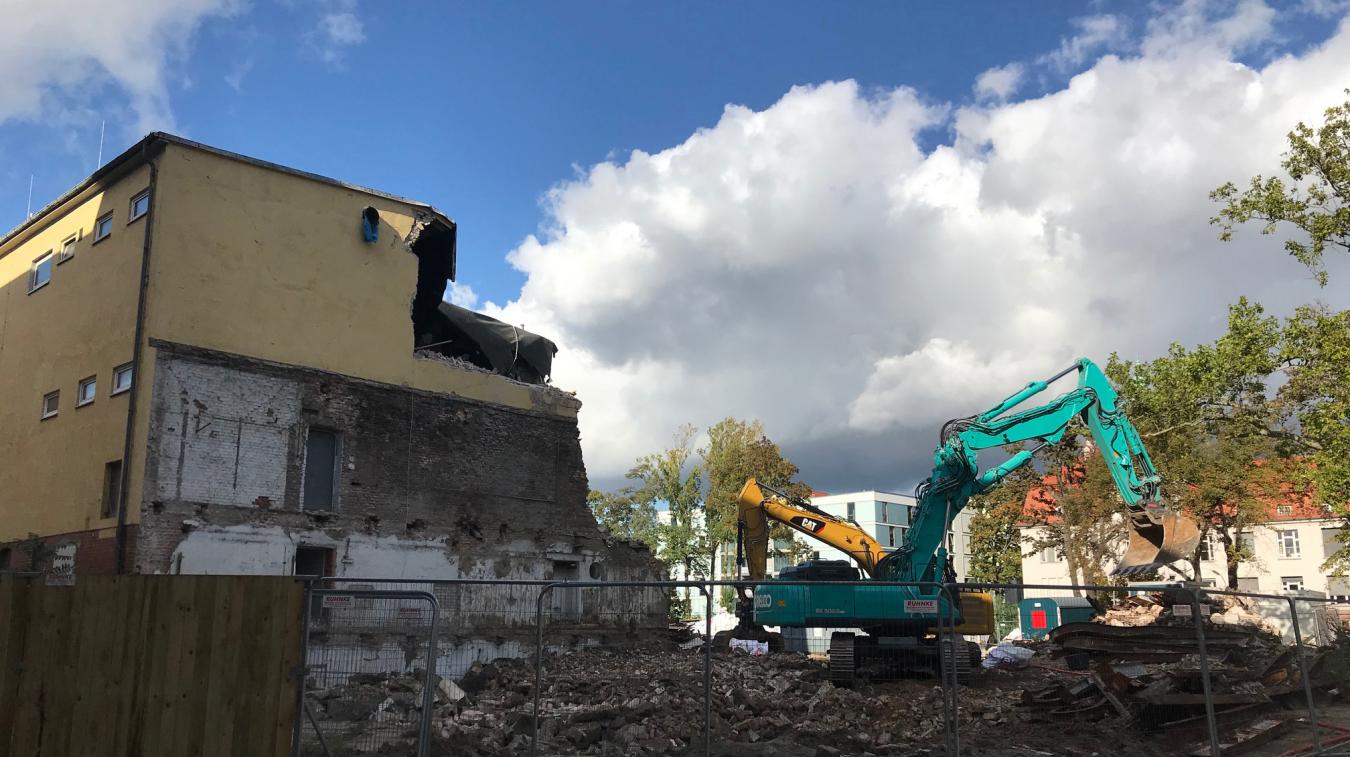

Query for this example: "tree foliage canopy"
[1212,94,1350,287]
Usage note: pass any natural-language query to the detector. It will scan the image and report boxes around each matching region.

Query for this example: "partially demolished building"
[0,133,662,599]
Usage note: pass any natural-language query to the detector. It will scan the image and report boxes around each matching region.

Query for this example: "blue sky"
[5,1,1312,306]
[4,1,1349,490]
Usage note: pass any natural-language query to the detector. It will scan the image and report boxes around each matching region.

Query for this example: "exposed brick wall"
[138,341,662,587]
[0,526,135,575]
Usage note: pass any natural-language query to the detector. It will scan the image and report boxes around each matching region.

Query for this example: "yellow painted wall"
[145,144,573,417]
[0,164,150,541]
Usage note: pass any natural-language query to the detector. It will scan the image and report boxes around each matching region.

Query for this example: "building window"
[41,390,59,419]
[58,234,77,264]
[1277,505,1292,515]
[101,460,122,518]
[0,548,10,571]
[887,526,896,548]
[1198,535,1212,562]
[1201,579,1217,588]
[77,376,97,407]
[94,212,114,242]
[129,190,150,222]
[551,561,582,618]
[29,252,53,293]
[1237,532,1255,555]
[1281,576,1304,592]
[302,428,339,511]
[846,502,855,521]
[1039,546,1058,563]
[111,363,133,395]
[880,502,888,522]
[1277,529,1301,558]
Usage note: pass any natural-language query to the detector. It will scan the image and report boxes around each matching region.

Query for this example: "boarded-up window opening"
[303,429,338,511]
[102,460,123,518]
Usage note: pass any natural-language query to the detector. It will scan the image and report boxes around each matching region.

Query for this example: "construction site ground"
[306,638,1350,756]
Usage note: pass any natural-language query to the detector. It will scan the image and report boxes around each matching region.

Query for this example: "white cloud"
[974,63,1024,101]
[0,0,240,134]
[447,281,479,309]
[224,57,254,92]
[1040,14,1130,71]
[304,0,366,65]
[490,6,1350,489]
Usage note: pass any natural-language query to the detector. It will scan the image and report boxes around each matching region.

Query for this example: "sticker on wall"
[46,542,78,586]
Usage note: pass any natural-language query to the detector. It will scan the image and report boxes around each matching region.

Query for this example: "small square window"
[57,234,77,264]
[129,190,150,222]
[1282,576,1304,592]
[42,390,59,419]
[77,376,97,407]
[29,252,53,293]
[1276,505,1292,515]
[111,363,134,395]
[94,212,114,242]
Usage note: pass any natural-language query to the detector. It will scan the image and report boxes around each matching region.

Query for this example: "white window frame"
[41,390,59,419]
[129,189,150,222]
[1277,529,1301,559]
[111,363,133,396]
[77,376,97,407]
[29,252,54,293]
[1281,576,1304,592]
[1039,546,1058,563]
[1198,535,1213,562]
[1277,505,1292,515]
[57,233,78,264]
[93,211,114,243]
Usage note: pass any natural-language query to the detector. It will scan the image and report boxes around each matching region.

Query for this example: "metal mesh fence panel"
[529,582,685,756]
[296,588,438,757]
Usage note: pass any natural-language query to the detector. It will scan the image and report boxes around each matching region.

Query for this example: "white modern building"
[801,490,976,581]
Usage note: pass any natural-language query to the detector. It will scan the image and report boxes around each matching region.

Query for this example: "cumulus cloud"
[489,3,1350,490]
[304,0,366,65]
[447,281,479,309]
[1039,14,1130,71]
[974,63,1024,101]
[0,0,240,134]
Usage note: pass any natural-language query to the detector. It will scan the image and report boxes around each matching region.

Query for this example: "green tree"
[1106,299,1283,587]
[628,424,706,583]
[587,488,660,551]
[699,417,809,578]
[1211,94,1350,287]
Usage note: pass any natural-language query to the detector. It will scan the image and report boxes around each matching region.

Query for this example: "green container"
[1019,596,1095,638]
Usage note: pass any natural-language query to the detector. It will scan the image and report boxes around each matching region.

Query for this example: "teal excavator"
[737,358,1200,685]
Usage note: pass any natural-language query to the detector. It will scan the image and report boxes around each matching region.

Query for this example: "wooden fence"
[0,574,304,757]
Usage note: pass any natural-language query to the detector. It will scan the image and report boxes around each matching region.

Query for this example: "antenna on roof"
[97,120,106,167]
[26,175,33,219]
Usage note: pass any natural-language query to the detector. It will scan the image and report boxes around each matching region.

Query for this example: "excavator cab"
[1114,509,1202,576]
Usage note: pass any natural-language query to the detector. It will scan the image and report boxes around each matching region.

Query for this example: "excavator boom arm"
[737,480,887,579]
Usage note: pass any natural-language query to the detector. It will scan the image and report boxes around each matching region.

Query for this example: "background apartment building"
[0,133,661,595]
[803,490,976,581]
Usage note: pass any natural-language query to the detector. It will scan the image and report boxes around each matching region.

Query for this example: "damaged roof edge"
[0,131,457,259]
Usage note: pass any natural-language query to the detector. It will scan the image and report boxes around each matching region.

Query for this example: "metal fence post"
[1189,587,1221,757]
[940,582,959,757]
[531,582,556,757]
[419,596,440,757]
[704,583,713,757]
[1287,595,1324,754]
[290,577,313,757]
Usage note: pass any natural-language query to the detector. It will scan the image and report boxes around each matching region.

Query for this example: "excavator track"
[939,637,980,685]
[828,632,856,687]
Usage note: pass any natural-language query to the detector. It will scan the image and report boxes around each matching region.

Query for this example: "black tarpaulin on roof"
[421,302,557,384]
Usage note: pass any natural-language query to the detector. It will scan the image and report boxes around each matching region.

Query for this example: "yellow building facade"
[0,134,612,581]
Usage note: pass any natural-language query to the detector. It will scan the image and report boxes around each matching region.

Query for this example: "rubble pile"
[1005,593,1350,752]
[306,649,1105,756]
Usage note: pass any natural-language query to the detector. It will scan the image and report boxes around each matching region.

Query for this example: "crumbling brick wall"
[138,341,665,632]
